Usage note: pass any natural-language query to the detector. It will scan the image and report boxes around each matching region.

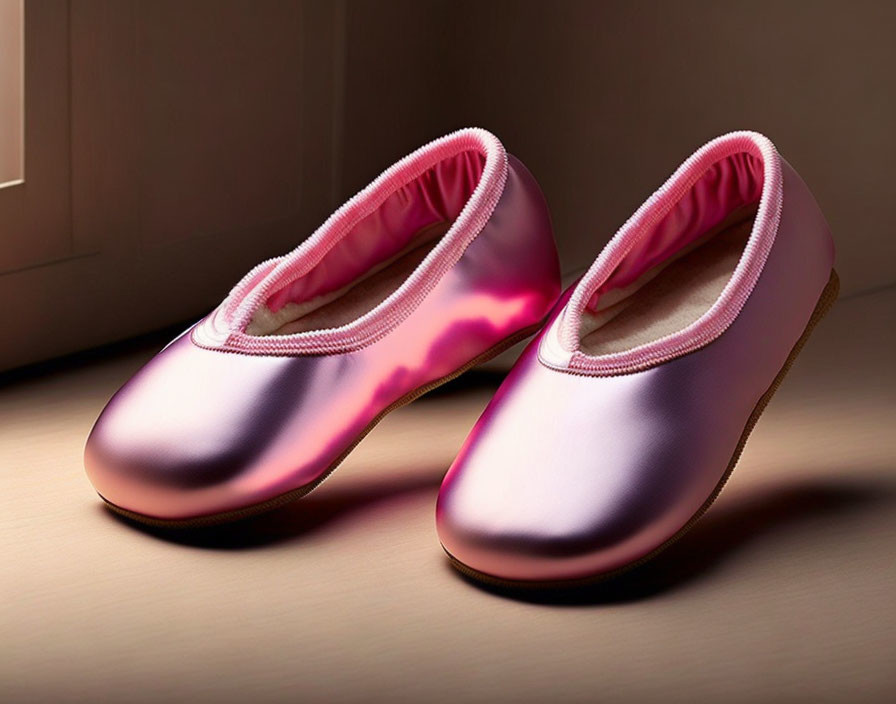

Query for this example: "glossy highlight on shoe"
[437,131,837,585]
[85,128,561,525]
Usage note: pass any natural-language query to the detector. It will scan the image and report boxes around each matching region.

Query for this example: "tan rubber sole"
[101,320,545,529]
[445,269,841,590]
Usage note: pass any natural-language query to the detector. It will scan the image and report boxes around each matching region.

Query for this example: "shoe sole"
[100,319,547,528]
[444,269,841,589]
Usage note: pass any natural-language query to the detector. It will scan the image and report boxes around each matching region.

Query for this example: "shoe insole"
[579,215,753,356]
[268,221,450,336]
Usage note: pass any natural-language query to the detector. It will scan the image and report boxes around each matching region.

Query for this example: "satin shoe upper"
[437,132,836,583]
[85,129,560,523]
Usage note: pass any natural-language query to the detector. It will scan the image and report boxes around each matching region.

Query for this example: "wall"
[342,0,896,295]
[2,0,894,371]
[0,0,344,371]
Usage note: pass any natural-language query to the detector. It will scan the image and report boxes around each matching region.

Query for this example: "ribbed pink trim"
[192,128,508,355]
[557,131,783,376]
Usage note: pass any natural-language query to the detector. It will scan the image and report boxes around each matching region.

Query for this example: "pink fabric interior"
[587,151,764,310]
[265,150,487,314]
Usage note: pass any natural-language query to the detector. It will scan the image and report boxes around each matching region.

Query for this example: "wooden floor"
[2,288,894,703]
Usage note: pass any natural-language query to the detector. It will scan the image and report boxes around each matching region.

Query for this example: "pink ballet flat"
[437,131,839,586]
[85,129,560,526]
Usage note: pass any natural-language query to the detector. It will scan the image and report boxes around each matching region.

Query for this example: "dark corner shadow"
[101,464,447,550]
[0,319,193,389]
[421,367,508,398]
[449,475,895,607]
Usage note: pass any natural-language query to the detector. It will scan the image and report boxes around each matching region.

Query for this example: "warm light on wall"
[0,0,24,188]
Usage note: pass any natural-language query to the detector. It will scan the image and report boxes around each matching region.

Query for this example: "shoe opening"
[247,149,487,336]
[576,146,766,356]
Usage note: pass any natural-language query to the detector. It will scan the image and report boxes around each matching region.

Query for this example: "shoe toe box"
[436,356,715,584]
[84,333,307,522]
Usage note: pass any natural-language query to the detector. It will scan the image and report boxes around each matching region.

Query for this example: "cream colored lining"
[249,221,450,337]
[580,209,755,356]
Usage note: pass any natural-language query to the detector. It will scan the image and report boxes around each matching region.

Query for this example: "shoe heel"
[735,267,839,452]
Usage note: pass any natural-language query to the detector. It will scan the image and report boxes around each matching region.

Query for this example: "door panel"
[0,0,24,186]
[0,0,72,273]
[0,0,343,371]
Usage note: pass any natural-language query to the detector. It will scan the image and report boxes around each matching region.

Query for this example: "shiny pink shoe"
[85,129,560,526]
[437,131,839,586]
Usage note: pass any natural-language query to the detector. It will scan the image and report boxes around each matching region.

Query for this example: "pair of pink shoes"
[85,129,838,587]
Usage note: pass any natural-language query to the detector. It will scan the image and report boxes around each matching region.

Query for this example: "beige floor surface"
[1,288,895,704]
